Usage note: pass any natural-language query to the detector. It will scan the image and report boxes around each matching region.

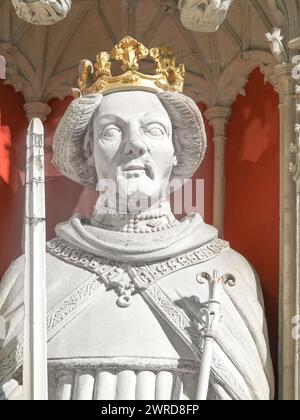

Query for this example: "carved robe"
[0,213,274,400]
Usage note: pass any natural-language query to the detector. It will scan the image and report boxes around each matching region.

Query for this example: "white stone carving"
[266,27,287,63]
[0,344,23,385]
[92,92,176,206]
[52,92,206,190]
[0,0,297,399]
[178,0,233,32]
[0,88,274,400]
[290,122,300,184]
[23,118,48,400]
[196,269,235,399]
[46,236,229,311]
[11,0,72,25]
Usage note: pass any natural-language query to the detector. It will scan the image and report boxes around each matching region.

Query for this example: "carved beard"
[116,163,155,198]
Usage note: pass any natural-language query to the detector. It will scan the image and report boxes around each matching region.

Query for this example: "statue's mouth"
[122,162,154,179]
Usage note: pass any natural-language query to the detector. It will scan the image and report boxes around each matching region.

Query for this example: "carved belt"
[47,237,229,306]
[45,237,230,339]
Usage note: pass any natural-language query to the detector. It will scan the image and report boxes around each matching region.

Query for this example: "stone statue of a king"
[0,37,274,400]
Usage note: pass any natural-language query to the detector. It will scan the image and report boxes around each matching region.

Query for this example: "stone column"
[23,102,51,122]
[287,41,300,400]
[289,37,300,401]
[273,63,297,400]
[290,83,300,401]
[205,106,231,238]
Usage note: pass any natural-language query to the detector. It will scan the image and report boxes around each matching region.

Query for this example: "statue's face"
[93,91,175,209]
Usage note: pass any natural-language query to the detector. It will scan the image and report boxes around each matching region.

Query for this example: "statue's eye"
[102,125,122,138]
[144,124,165,137]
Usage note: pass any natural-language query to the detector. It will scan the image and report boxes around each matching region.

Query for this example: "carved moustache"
[119,160,155,180]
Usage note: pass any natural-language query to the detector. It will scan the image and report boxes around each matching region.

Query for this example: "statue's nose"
[124,131,147,157]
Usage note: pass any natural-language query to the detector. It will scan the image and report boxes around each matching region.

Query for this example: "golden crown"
[73,36,185,98]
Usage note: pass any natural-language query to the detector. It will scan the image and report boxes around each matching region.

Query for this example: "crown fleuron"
[73,36,185,98]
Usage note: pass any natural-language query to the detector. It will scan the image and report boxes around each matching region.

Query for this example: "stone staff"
[23,118,48,400]
[196,269,235,400]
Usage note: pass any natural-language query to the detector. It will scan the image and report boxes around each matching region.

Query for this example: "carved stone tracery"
[11,0,72,25]
[0,0,278,121]
[266,27,288,62]
[178,0,234,33]
[265,3,300,397]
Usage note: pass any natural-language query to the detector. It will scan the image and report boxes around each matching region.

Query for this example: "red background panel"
[225,68,280,369]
